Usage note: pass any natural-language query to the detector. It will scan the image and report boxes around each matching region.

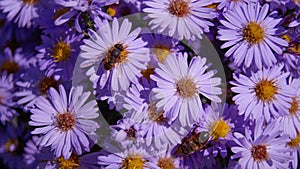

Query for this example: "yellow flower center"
[289,97,300,115]
[53,41,71,62]
[282,35,291,43]
[5,139,19,153]
[176,77,197,99]
[58,154,80,169]
[107,7,117,17]
[251,144,269,161]
[288,134,300,148]
[157,157,175,169]
[210,118,231,140]
[141,67,155,82]
[38,76,60,95]
[168,0,190,17]
[290,43,300,54]
[255,79,278,102]
[122,155,144,169]
[1,61,19,74]
[148,103,168,125]
[55,112,76,132]
[243,21,265,45]
[23,0,38,5]
[52,8,70,20]
[152,45,172,63]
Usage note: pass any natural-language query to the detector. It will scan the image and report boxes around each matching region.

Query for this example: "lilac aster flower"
[151,52,222,126]
[0,47,35,78]
[216,0,256,10]
[36,30,83,81]
[80,18,150,93]
[143,0,217,40]
[281,27,300,78]
[198,102,238,158]
[231,64,293,122]
[231,119,292,169]
[0,0,44,28]
[54,0,118,32]
[98,144,154,168]
[123,81,186,149]
[217,3,289,69]
[15,64,69,112]
[0,72,18,124]
[146,148,181,169]
[110,118,143,147]
[0,122,29,169]
[29,85,100,159]
[24,136,102,169]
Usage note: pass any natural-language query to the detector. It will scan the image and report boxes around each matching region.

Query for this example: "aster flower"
[24,136,102,169]
[0,0,44,28]
[110,118,143,147]
[151,52,222,126]
[146,148,181,169]
[0,122,30,169]
[198,102,238,158]
[143,0,217,40]
[0,47,35,78]
[281,27,300,78]
[80,18,150,92]
[54,0,118,32]
[0,72,18,124]
[216,0,256,10]
[36,30,83,81]
[15,64,69,112]
[217,3,288,69]
[98,144,154,168]
[231,64,293,122]
[29,85,100,159]
[231,119,292,169]
[123,81,186,149]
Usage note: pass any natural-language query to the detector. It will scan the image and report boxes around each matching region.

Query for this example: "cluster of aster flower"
[0,0,299,169]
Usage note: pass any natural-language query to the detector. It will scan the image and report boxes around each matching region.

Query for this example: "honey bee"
[173,130,210,156]
[104,44,124,70]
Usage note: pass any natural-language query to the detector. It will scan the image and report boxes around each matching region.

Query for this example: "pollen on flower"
[55,112,76,132]
[1,61,20,74]
[210,118,231,140]
[168,0,190,17]
[141,67,155,82]
[122,154,144,169]
[243,21,265,45]
[289,97,299,115]
[157,157,175,169]
[57,153,80,169]
[205,3,219,9]
[176,77,197,99]
[52,40,71,62]
[38,76,59,95]
[148,103,168,125]
[23,0,38,5]
[106,6,117,17]
[251,144,268,161]
[152,45,171,63]
[288,134,300,148]
[255,79,278,102]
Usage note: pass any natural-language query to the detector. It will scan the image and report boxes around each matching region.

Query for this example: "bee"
[104,44,124,70]
[173,130,210,156]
